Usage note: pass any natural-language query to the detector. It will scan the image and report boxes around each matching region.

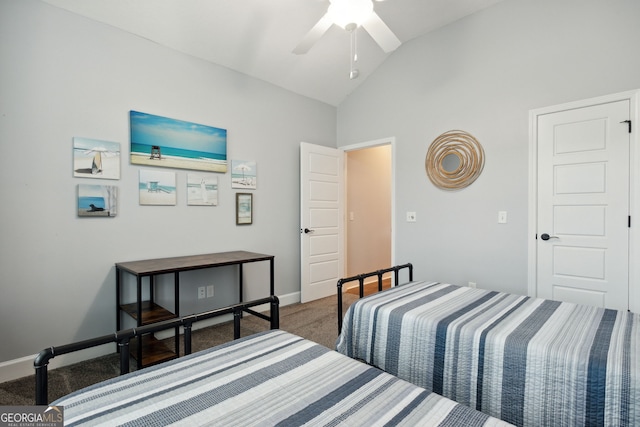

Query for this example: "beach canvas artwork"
[139,169,177,206]
[236,193,253,225]
[187,173,218,206]
[73,137,120,180]
[77,184,118,217]
[130,111,227,173]
[231,160,256,189]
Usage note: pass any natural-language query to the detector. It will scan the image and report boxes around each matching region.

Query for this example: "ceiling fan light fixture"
[328,0,374,29]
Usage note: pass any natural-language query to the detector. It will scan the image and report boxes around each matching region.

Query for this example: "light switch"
[498,211,507,224]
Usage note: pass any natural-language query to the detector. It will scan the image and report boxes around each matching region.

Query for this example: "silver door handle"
[540,233,559,241]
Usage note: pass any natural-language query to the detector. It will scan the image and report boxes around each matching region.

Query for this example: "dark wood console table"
[116,250,275,368]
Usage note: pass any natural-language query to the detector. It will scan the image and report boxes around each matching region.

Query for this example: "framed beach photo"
[187,173,218,206]
[73,137,120,180]
[231,160,256,189]
[236,193,253,225]
[139,169,177,206]
[77,184,118,217]
[129,110,227,173]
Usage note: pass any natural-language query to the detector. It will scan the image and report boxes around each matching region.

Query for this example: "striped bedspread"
[336,281,640,427]
[53,329,511,426]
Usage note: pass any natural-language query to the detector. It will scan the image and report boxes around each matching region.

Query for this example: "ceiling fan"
[293,0,401,55]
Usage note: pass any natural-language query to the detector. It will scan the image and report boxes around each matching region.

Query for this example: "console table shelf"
[129,335,177,367]
[116,250,275,368]
[120,301,175,325]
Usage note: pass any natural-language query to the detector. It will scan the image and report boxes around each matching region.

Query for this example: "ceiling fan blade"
[361,11,401,53]
[293,13,334,55]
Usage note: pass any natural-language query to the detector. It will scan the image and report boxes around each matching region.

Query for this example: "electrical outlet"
[406,211,417,222]
[197,286,206,299]
[207,284,214,298]
[468,282,476,288]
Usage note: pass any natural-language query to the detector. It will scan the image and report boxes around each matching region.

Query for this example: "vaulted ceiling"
[40,0,504,106]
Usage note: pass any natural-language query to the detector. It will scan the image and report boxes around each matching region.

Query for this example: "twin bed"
[35,293,510,426]
[34,263,639,426]
[51,329,510,426]
[335,264,640,426]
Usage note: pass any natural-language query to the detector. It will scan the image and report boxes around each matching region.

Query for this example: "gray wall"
[338,0,640,295]
[0,0,336,363]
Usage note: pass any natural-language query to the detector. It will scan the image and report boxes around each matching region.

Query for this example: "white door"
[300,142,344,303]
[536,100,630,310]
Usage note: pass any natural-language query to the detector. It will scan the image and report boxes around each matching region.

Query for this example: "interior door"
[536,100,630,311]
[300,142,344,303]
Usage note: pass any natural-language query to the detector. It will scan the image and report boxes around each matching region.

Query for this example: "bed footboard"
[336,282,640,426]
[34,295,279,405]
[337,263,412,332]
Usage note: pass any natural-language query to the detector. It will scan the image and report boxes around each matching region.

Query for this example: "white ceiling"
[40,0,505,106]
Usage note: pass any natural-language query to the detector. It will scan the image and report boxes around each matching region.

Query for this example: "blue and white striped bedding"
[53,329,512,426]
[336,281,640,427]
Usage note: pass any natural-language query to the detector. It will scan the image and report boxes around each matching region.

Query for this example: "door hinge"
[629,216,632,228]
[621,120,631,133]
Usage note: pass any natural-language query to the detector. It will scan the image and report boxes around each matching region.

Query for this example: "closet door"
[535,99,630,311]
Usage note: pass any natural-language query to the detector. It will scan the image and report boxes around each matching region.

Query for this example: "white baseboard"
[0,354,37,384]
[0,344,113,384]
[0,292,301,384]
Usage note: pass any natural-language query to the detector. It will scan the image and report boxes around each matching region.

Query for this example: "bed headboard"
[336,263,412,332]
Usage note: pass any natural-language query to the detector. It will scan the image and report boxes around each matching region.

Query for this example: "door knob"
[303,228,315,234]
[540,233,559,241]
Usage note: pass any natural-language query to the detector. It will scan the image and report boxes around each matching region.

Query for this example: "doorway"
[345,145,392,277]
[343,138,394,287]
[299,138,395,302]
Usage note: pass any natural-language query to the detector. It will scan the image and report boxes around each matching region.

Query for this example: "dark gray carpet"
[0,293,358,405]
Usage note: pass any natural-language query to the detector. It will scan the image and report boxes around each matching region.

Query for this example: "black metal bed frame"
[336,263,412,333]
[34,295,279,405]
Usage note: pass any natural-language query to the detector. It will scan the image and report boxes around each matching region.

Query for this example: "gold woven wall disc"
[425,130,484,190]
